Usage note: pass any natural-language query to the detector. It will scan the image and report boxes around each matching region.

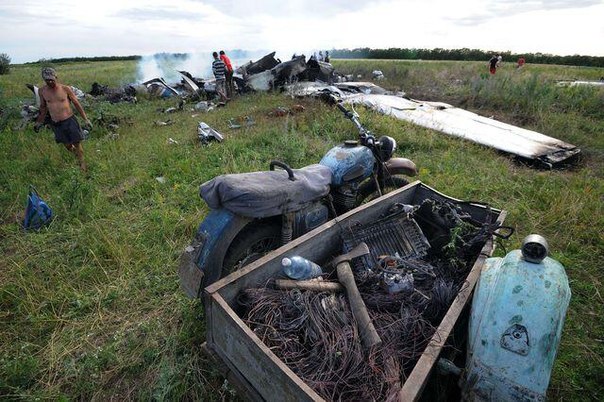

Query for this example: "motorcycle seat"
[200,164,333,218]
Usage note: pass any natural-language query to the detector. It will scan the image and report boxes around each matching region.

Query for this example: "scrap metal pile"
[238,198,505,400]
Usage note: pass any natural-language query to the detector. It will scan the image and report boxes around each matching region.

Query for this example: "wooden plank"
[209,293,324,401]
[398,210,507,400]
[202,342,264,402]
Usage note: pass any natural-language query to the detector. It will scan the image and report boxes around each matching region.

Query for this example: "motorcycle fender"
[385,157,418,177]
[178,209,252,298]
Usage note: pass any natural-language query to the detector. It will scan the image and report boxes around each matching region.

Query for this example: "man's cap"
[41,67,57,80]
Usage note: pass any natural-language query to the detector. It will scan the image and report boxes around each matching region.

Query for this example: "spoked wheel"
[356,176,410,206]
[221,222,282,277]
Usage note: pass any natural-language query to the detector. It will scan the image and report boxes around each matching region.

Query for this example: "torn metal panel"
[335,82,390,95]
[238,52,280,76]
[343,93,580,165]
[141,77,180,97]
[304,59,335,83]
[284,81,344,97]
[272,55,307,85]
[198,122,224,144]
[178,71,201,93]
[556,80,604,87]
[26,84,41,106]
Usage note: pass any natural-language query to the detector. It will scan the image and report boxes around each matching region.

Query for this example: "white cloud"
[1,0,602,63]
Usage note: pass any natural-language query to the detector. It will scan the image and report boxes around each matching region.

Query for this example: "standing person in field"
[517,56,526,69]
[34,67,92,172]
[488,55,499,75]
[219,50,235,98]
[212,52,229,103]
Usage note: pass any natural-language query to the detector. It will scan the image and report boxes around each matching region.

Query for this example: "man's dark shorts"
[51,115,83,144]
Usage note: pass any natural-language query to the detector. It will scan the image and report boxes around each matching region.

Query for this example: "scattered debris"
[155,120,174,126]
[167,137,179,145]
[228,116,255,129]
[372,70,385,80]
[197,122,224,144]
[155,176,166,183]
[193,101,215,112]
[89,82,137,103]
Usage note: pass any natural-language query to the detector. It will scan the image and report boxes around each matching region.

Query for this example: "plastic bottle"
[281,256,323,280]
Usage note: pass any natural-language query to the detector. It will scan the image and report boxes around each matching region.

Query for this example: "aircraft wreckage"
[285,81,581,167]
[23,51,580,166]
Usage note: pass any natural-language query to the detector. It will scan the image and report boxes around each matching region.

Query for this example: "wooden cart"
[203,181,507,401]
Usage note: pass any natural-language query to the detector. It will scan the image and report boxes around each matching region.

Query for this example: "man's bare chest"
[43,88,69,104]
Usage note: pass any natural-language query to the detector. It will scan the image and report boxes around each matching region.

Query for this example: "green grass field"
[1,59,603,400]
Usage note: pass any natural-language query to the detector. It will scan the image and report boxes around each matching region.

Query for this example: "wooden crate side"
[208,293,324,401]
[399,210,508,400]
[202,342,264,402]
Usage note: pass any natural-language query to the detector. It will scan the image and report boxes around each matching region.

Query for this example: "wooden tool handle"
[275,279,343,292]
[337,261,382,348]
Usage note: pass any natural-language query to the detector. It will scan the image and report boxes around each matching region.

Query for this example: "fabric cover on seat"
[200,164,332,218]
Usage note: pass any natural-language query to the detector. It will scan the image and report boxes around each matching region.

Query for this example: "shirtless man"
[34,67,92,171]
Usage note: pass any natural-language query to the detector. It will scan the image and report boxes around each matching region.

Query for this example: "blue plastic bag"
[23,186,53,230]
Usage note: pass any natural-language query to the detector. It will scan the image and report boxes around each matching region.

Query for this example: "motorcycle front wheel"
[356,176,410,206]
[221,221,282,277]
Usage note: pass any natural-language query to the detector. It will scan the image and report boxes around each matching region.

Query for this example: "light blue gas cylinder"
[464,235,571,401]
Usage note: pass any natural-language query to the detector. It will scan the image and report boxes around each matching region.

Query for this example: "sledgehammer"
[332,242,382,349]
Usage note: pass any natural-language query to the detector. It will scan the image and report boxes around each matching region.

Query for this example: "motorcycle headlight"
[378,136,397,160]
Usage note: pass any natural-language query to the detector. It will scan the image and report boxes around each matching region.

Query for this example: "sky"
[1,0,603,71]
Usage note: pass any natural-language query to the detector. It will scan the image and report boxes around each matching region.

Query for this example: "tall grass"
[1,59,603,400]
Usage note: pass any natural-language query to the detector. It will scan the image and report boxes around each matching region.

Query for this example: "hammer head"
[332,242,370,267]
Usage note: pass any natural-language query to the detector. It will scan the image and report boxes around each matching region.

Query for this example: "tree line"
[25,55,142,64]
[10,49,604,68]
[330,48,604,68]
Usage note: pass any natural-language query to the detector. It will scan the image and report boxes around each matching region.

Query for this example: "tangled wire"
[237,198,506,400]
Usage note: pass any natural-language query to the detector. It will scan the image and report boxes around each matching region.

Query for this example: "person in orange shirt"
[219,50,234,98]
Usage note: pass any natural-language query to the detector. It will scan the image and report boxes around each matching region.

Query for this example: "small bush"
[0,53,10,75]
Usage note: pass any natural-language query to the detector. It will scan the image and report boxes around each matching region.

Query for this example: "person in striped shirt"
[212,52,229,102]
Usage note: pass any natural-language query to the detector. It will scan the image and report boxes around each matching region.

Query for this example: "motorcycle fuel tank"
[319,141,375,186]
[464,236,571,401]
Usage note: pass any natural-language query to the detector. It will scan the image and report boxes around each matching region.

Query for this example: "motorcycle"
[178,99,418,298]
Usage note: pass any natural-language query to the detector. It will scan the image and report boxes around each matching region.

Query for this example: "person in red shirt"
[219,50,234,98]
[517,57,526,69]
